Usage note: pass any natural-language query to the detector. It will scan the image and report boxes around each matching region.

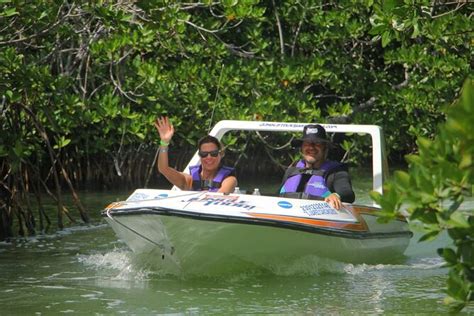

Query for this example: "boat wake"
[77,248,445,280]
[77,248,153,281]
[343,257,445,275]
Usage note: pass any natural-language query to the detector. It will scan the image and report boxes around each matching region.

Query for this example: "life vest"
[189,165,235,192]
[279,160,346,198]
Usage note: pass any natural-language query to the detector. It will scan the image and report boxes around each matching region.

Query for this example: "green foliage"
[1,1,470,168]
[372,78,474,311]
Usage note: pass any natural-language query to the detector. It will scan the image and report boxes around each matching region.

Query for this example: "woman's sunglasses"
[198,149,220,158]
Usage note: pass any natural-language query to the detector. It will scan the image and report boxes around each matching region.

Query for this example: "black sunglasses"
[198,149,220,158]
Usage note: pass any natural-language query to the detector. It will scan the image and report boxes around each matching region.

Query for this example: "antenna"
[207,64,225,133]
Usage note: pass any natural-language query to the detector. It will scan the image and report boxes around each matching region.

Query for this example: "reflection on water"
[0,187,473,314]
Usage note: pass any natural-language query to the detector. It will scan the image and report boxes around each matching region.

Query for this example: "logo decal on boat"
[184,195,256,210]
[105,201,125,209]
[301,203,337,216]
[259,122,305,128]
[128,192,149,201]
[155,193,169,198]
[306,182,327,189]
[277,201,293,209]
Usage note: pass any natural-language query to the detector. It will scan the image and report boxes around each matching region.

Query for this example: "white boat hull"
[103,189,412,274]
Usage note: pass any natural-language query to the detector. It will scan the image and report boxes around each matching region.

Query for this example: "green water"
[1,177,473,314]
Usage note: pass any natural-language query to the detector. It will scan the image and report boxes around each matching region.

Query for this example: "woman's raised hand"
[154,116,174,143]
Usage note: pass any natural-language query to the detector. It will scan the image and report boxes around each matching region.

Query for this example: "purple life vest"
[279,160,343,198]
[189,165,234,192]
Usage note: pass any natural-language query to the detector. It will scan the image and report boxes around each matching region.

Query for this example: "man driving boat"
[279,124,355,209]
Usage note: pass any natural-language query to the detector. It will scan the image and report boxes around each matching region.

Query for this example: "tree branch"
[393,64,410,90]
[272,0,285,58]
[431,2,467,18]
[0,3,74,46]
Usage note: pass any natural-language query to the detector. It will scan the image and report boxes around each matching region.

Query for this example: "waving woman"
[154,116,237,193]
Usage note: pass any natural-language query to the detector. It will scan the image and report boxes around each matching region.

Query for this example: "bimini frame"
[177,120,388,196]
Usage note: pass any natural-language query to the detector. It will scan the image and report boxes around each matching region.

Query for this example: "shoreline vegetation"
[1,1,470,238]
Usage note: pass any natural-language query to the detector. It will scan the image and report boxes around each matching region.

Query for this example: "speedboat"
[102,121,412,274]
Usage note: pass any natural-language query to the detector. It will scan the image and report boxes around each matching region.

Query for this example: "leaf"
[381,31,392,47]
[394,170,410,188]
[222,0,238,7]
[448,228,468,241]
[417,137,432,151]
[446,269,468,301]
[419,229,441,242]
[382,0,400,12]
[13,141,24,158]
[443,296,465,313]
[369,24,387,35]
[63,138,71,147]
[447,212,470,229]
[405,154,422,165]
[0,145,7,157]
[459,242,474,266]
[448,198,463,213]
[459,153,472,169]
[411,22,420,38]
[53,136,71,149]
[39,11,48,20]
[437,247,457,265]
[2,7,18,17]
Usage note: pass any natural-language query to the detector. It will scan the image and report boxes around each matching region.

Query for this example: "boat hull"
[103,189,412,274]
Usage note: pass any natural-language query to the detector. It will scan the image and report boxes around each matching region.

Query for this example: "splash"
[267,255,347,276]
[343,256,444,275]
[77,248,152,281]
[77,246,444,281]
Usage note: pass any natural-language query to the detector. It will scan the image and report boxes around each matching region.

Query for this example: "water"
[1,180,473,314]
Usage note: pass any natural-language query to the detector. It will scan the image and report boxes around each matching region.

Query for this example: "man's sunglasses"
[198,149,220,158]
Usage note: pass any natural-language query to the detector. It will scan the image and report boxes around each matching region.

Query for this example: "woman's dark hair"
[198,135,222,151]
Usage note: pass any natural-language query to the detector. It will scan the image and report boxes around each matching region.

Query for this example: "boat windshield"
[175,120,388,204]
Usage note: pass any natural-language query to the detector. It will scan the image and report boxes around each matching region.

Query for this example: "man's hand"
[325,193,342,210]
